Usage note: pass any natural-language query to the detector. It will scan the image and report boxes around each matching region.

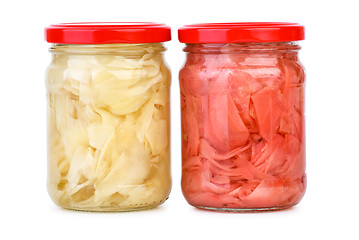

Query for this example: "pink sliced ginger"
[237,178,299,208]
[250,134,303,176]
[252,87,286,141]
[182,156,201,170]
[199,139,269,181]
[199,160,235,195]
[179,65,209,95]
[228,70,259,132]
[204,92,249,152]
[242,68,284,90]
[185,53,206,66]
[188,192,241,209]
[184,178,305,209]
[280,58,305,140]
[180,51,305,209]
[199,138,250,160]
[281,137,306,178]
[181,95,201,158]
[182,169,202,194]
[204,54,238,70]
[210,173,231,185]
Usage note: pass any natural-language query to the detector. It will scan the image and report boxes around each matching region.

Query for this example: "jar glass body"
[46,43,171,211]
[179,42,306,211]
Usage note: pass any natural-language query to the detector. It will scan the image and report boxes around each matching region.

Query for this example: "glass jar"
[45,23,171,211]
[178,23,306,212]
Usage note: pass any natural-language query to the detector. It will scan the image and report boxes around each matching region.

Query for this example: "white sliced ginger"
[46,43,171,209]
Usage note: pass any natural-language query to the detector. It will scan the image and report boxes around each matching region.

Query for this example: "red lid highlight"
[45,22,171,44]
[178,22,305,43]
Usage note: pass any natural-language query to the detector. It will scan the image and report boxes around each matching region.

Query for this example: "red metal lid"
[45,22,171,44]
[178,22,304,43]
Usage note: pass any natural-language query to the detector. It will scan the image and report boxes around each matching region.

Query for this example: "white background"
[0,0,358,239]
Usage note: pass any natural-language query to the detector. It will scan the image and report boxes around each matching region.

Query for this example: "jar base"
[61,204,159,212]
[56,197,169,212]
[194,205,292,213]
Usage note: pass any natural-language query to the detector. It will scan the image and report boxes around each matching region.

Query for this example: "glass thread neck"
[49,42,166,55]
[183,42,300,54]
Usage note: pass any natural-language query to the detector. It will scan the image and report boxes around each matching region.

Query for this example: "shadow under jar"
[45,23,172,211]
[178,23,306,212]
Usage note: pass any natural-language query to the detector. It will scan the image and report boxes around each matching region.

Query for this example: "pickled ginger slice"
[95,123,151,202]
[182,156,201,170]
[135,98,156,142]
[181,95,201,157]
[88,120,115,150]
[146,119,168,156]
[182,168,203,193]
[251,87,285,141]
[92,70,162,115]
[199,139,268,183]
[179,65,209,95]
[240,178,299,208]
[206,93,249,151]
